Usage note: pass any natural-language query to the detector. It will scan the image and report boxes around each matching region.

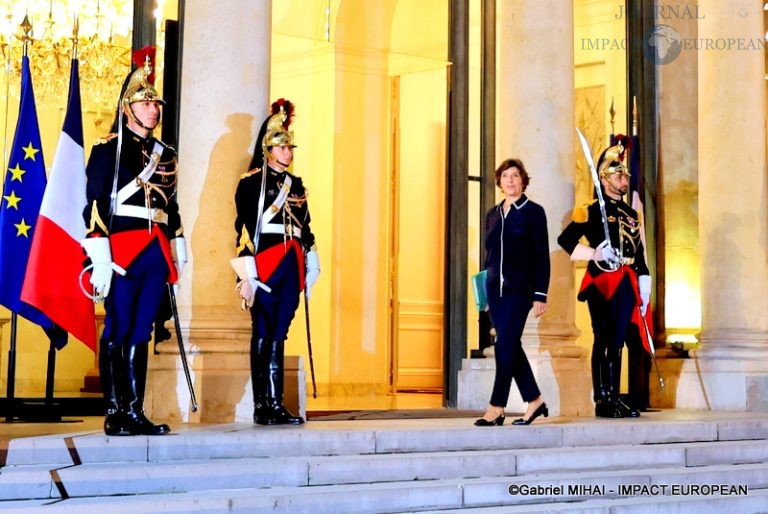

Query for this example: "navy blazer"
[484,194,550,303]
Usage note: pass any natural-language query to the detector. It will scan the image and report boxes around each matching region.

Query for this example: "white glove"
[304,249,321,300]
[170,236,187,280]
[81,237,126,300]
[593,240,620,267]
[639,275,651,315]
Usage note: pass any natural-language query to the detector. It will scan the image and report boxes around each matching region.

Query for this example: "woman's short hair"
[494,158,530,191]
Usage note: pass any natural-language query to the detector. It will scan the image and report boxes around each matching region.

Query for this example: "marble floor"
[2,398,768,443]
[0,392,448,440]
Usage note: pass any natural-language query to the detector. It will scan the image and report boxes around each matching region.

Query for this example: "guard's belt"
[261,222,301,238]
[114,204,169,225]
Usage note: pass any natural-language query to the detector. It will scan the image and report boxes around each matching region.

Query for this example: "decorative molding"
[397,299,443,328]
[396,299,443,389]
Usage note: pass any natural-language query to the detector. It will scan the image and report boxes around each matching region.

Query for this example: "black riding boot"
[591,344,606,403]
[251,337,269,424]
[121,344,171,435]
[595,347,623,418]
[593,345,618,418]
[612,348,639,418]
[99,342,128,435]
[261,340,304,425]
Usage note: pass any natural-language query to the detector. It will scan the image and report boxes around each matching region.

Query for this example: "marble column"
[145,0,306,423]
[680,0,768,411]
[460,0,590,417]
[650,0,701,409]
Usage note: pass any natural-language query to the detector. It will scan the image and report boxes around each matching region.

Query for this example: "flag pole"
[44,334,57,408]
[3,16,32,422]
[4,313,18,421]
[2,14,13,174]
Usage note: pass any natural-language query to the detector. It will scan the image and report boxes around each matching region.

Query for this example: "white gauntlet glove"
[592,240,620,267]
[171,236,188,280]
[304,249,321,300]
[81,237,126,300]
[638,275,651,315]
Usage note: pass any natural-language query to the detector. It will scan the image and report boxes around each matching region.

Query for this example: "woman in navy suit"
[475,158,550,426]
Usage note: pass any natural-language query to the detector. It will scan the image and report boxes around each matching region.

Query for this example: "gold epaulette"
[571,200,596,223]
[240,167,262,180]
[93,133,117,145]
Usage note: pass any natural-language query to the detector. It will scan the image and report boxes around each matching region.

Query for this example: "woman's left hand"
[533,301,546,318]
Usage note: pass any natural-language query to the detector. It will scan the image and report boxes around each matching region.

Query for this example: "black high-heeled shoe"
[511,402,548,425]
[474,414,505,426]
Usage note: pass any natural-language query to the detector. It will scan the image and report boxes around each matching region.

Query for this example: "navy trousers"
[250,250,301,341]
[586,275,637,401]
[586,275,636,353]
[102,239,169,348]
[487,289,540,407]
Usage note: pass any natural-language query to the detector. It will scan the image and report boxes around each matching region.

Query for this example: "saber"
[639,307,665,390]
[304,290,318,399]
[576,128,617,270]
[167,284,199,412]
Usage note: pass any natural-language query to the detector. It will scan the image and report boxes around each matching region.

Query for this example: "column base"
[457,343,591,417]
[146,337,306,424]
[651,337,768,411]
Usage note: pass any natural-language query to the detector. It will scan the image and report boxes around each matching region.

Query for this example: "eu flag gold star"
[8,163,25,182]
[14,218,32,237]
[22,142,40,161]
[3,191,21,209]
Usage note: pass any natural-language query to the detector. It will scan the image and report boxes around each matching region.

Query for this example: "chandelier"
[0,1,140,113]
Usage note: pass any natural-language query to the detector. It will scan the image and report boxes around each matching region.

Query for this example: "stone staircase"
[1,411,768,513]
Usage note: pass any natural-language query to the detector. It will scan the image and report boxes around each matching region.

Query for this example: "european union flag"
[0,55,52,330]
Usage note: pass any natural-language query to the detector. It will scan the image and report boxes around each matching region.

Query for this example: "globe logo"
[643,24,682,65]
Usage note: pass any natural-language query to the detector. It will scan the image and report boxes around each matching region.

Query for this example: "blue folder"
[471,270,488,311]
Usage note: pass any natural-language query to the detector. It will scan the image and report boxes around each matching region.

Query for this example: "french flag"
[21,58,97,351]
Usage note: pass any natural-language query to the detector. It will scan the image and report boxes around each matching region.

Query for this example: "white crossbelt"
[114,204,169,225]
[261,222,301,238]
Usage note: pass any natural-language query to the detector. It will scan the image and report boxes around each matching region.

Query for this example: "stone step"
[0,466,767,513]
[461,463,768,507]
[0,444,683,500]
[421,487,768,513]
[8,415,768,467]
[0,441,768,500]
[3,439,761,501]
[2,413,767,511]
[0,465,57,502]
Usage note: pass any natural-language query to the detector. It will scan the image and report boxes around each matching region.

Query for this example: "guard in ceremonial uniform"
[557,138,651,419]
[232,99,320,425]
[82,58,186,435]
